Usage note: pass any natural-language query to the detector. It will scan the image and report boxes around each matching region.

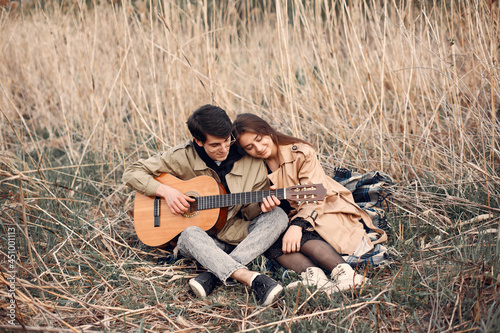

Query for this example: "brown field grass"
[0,0,499,332]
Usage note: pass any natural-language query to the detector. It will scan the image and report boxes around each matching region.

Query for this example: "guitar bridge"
[154,196,161,227]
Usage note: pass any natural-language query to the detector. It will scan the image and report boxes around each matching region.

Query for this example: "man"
[123,104,289,306]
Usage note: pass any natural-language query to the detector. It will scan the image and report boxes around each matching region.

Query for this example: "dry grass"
[0,0,499,332]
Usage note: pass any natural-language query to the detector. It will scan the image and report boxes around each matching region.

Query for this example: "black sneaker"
[189,272,218,298]
[251,274,283,306]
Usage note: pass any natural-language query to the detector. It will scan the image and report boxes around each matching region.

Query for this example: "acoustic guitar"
[133,173,327,247]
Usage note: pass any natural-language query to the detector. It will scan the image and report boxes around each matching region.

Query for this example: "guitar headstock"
[285,184,327,203]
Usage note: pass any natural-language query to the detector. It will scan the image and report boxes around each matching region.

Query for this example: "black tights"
[275,239,346,274]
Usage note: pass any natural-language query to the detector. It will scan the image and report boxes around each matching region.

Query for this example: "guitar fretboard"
[197,189,286,210]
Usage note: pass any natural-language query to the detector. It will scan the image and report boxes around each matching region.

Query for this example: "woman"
[233,113,387,293]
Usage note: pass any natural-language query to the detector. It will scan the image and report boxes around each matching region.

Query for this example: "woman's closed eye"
[244,136,262,151]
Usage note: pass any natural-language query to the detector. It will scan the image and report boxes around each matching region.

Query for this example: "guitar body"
[133,174,228,247]
[132,173,326,248]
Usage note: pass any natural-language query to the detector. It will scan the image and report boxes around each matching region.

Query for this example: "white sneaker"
[286,267,333,290]
[329,263,368,292]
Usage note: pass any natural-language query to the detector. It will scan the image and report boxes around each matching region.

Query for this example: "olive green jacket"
[268,143,387,255]
[123,140,268,244]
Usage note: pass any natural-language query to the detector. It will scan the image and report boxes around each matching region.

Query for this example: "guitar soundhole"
[182,192,200,218]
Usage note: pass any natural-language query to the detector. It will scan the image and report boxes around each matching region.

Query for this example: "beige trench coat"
[268,143,387,255]
[122,140,268,245]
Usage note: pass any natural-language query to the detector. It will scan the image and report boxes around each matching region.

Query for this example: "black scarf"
[193,140,246,193]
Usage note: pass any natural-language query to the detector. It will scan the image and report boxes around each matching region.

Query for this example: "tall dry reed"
[0,1,499,331]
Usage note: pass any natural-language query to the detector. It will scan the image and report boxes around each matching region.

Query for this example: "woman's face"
[238,132,276,159]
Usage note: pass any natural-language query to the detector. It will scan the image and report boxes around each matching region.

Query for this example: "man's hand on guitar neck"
[155,181,279,215]
[260,185,281,213]
[155,184,196,215]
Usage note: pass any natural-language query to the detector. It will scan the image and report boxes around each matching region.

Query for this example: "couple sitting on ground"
[123,104,387,306]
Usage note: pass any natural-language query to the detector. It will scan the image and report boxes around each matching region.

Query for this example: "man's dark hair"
[187,104,232,142]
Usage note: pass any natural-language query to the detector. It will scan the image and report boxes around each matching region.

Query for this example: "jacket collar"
[228,153,250,176]
[268,144,298,186]
[277,144,299,166]
[181,140,209,172]
[188,139,248,176]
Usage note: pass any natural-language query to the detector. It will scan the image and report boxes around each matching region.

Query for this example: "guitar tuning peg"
[298,201,302,205]
[305,201,309,204]
[313,201,317,204]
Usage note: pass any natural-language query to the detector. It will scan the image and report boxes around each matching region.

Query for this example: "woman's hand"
[282,225,303,253]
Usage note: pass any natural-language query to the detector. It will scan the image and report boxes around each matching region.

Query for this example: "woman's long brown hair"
[232,113,312,147]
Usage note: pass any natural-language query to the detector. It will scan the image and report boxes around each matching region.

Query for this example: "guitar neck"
[196,189,286,210]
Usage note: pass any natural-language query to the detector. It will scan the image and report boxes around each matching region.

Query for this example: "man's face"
[195,134,234,162]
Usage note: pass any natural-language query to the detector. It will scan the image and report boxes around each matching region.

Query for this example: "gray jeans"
[177,207,288,284]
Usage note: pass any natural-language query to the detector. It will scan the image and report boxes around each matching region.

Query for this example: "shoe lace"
[333,266,346,279]
[301,267,317,282]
